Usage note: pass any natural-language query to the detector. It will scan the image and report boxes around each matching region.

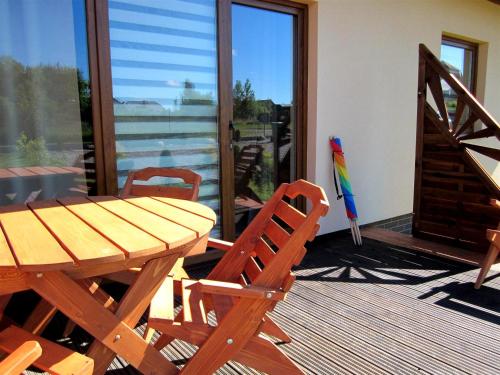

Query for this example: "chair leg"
[143,325,156,343]
[154,333,176,350]
[475,244,499,289]
[63,320,77,337]
[261,315,292,343]
[23,299,57,335]
[0,294,12,321]
[235,336,304,375]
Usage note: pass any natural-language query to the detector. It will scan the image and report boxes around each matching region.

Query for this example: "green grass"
[248,150,275,201]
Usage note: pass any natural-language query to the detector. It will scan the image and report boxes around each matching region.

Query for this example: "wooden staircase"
[413,44,500,255]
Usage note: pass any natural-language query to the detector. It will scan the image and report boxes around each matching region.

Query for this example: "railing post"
[412,44,427,236]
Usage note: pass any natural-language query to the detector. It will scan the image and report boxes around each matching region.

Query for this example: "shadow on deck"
[25,233,500,374]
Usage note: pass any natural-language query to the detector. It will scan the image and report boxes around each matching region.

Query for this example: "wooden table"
[0,196,215,374]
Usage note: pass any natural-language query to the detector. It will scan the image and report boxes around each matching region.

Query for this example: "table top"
[0,166,84,180]
[0,196,216,272]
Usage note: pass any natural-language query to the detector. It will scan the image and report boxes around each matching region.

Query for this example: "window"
[107,0,221,235]
[0,0,96,205]
[441,36,478,93]
[440,36,478,124]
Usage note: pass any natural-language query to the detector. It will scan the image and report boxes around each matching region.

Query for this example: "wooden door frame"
[217,0,236,240]
[86,0,118,195]
[218,0,309,240]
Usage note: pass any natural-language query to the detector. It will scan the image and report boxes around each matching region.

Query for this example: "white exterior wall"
[307,0,500,235]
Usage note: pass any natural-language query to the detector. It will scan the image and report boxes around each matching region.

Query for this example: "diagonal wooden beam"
[426,71,449,127]
[458,127,498,141]
[463,143,500,161]
[424,104,459,148]
[455,112,479,138]
[452,98,466,132]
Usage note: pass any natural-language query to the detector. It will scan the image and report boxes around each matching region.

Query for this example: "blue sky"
[232,4,294,105]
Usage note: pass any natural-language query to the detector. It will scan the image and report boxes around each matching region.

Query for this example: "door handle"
[229,121,234,150]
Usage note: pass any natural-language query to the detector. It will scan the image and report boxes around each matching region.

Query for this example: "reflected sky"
[441,44,464,74]
[232,4,293,105]
[0,0,89,80]
[0,1,293,105]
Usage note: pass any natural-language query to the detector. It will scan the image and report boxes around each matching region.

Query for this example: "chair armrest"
[197,279,285,301]
[207,238,234,251]
[0,341,42,373]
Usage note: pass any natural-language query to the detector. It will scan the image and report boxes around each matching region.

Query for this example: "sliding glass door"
[101,0,305,240]
[107,0,221,235]
[231,3,297,235]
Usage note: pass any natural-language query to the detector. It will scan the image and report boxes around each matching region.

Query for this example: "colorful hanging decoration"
[329,136,362,246]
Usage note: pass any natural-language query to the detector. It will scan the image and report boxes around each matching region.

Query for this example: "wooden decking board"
[271,333,354,375]
[269,310,385,375]
[284,283,484,375]
[294,263,500,354]
[272,305,432,375]
[307,272,500,352]
[322,237,500,299]
[315,239,500,336]
[376,280,500,336]
[330,238,500,316]
[292,270,500,368]
[271,309,410,375]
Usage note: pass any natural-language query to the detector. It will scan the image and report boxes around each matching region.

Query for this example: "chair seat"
[0,325,93,375]
[149,276,211,327]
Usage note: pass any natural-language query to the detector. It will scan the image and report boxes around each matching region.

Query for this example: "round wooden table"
[0,196,215,374]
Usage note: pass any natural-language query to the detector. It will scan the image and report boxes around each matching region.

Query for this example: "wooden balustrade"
[413,44,500,253]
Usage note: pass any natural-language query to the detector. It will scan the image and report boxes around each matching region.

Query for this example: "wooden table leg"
[28,255,180,375]
[87,254,181,374]
[475,243,499,289]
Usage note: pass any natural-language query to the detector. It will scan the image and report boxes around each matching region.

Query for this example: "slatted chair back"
[120,167,201,201]
[234,144,264,201]
[208,179,329,295]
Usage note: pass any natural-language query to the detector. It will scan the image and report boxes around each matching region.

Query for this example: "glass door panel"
[231,4,296,235]
[107,0,221,235]
[0,0,96,205]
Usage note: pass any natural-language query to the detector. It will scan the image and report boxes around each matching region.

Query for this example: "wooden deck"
[24,232,500,374]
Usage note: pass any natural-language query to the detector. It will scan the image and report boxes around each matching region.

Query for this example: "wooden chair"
[474,199,500,289]
[0,325,93,374]
[121,167,202,201]
[147,179,329,374]
[234,144,264,204]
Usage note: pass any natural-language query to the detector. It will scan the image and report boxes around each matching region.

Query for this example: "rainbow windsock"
[329,136,362,246]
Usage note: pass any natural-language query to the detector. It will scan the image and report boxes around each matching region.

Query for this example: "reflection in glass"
[440,42,476,124]
[232,4,295,235]
[108,0,221,235]
[0,0,96,205]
